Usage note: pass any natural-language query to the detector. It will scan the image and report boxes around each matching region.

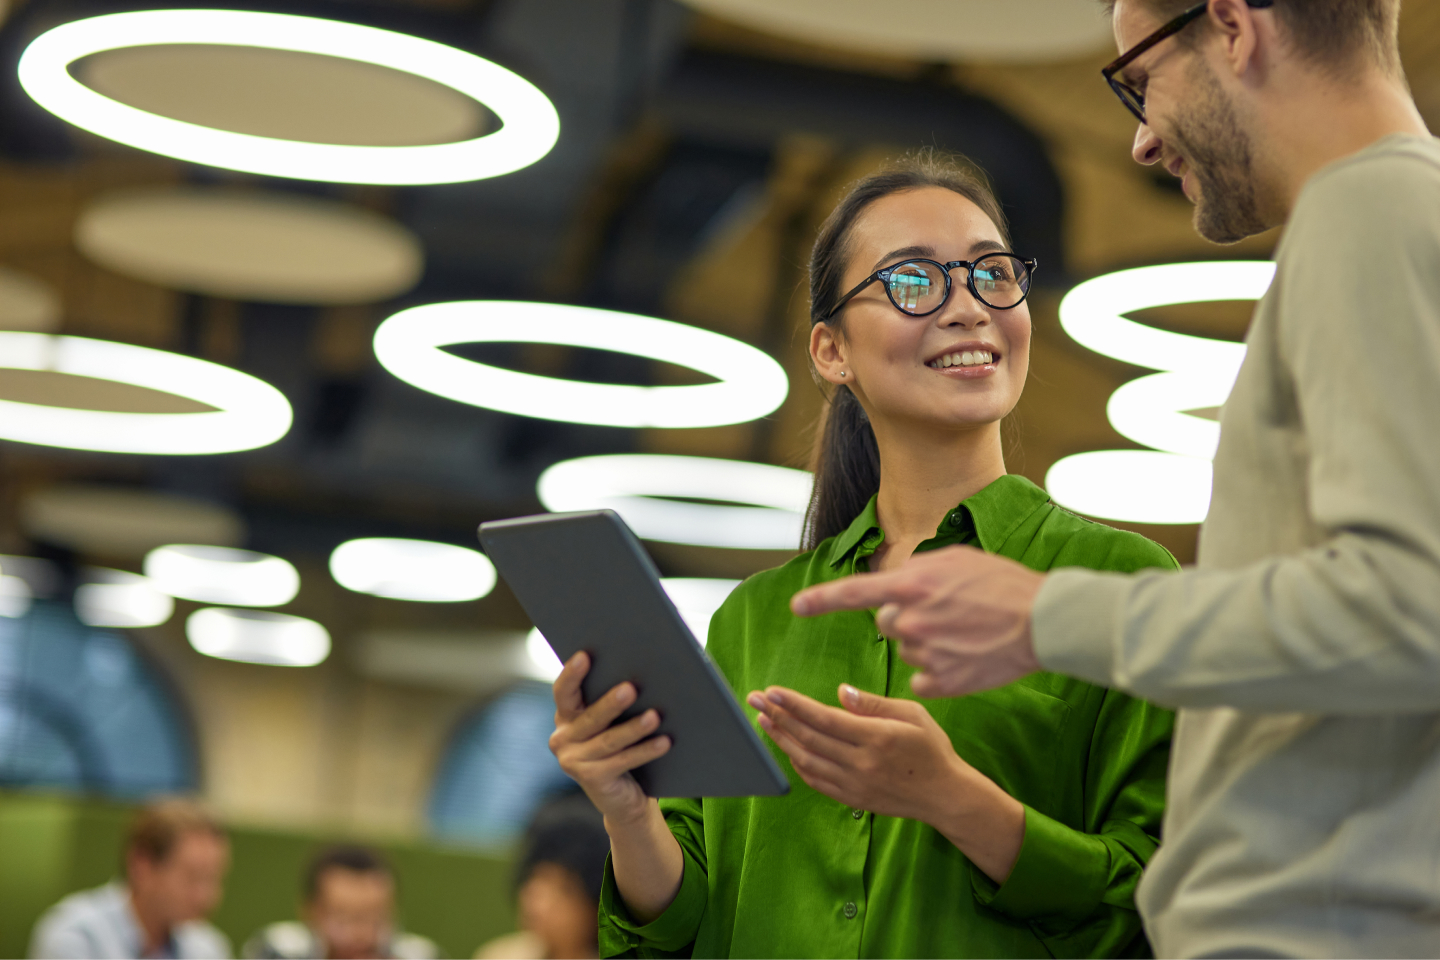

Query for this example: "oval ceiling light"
[145,545,299,607]
[18,9,559,185]
[75,568,174,628]
[374,302,790,429]
[1049,261,1274,524]
[329,538,497,602]
[0,333,292,454]
[187,607,330,666]
[538,454,812,549]
[76,188,423,305]
[524,577,741,681]
[678,0,1112,61]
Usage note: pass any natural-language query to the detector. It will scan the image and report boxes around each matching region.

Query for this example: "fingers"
[752,687,867,745]
[580,732,673,780]
[567,708,664,763]
[558,679,640,744]
[756,713,848,783]
[552,651,591,721]
[790,569,926,617]
[838,684,925,722]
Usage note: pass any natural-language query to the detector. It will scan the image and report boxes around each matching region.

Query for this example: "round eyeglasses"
[824,254,1037,321]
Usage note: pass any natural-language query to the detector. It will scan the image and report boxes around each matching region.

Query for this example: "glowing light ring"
[329,538,497,602]
[187,607,330,667]
[0,333,292,454]
[1050,262,1275,523]
[538,454,812,549]
[145,545,300,607]
[18,10,560,185]
[375,302,790,429]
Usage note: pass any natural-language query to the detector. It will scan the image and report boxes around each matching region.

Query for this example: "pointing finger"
[790,570,926,617]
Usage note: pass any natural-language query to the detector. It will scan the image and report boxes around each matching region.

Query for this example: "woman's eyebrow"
[969,239,1007,256]
[871,245,933,272]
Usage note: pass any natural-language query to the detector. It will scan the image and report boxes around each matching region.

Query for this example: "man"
[30,798,232,959]
[791,1,1440,956]
[243,846,437,960]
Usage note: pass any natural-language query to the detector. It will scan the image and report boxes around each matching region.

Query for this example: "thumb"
[839,683,911,719]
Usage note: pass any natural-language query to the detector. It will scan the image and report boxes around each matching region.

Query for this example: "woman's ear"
[810,322,849,386]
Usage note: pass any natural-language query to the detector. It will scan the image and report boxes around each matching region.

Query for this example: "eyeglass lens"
[885,258,1030,313]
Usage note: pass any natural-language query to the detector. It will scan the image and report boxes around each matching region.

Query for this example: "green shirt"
[599,475,1177,959]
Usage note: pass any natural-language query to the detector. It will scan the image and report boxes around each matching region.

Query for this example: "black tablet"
[479,510,789,799]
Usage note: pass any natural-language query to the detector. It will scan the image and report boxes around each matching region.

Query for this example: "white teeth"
[960,351,974,365]
[930,350,997,368]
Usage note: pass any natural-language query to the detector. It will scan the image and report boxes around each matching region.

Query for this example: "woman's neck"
[869,419,1006,572]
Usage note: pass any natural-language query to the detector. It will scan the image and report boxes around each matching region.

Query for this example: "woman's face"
[811,186,1032,435]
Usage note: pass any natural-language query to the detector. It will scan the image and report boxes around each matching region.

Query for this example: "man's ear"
[810,322,848,386]
[1207,0,1265,81]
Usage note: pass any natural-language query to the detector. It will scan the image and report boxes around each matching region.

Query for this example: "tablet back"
[479,510,788,798]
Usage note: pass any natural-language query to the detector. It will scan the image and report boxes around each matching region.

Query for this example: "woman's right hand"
[549,651,672,825]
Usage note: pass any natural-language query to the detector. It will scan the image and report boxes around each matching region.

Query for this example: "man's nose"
[1133,123,1164,165]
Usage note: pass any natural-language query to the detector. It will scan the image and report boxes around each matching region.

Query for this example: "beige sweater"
[1034,134,1440,958]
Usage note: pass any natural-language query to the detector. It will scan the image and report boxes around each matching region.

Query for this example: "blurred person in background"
[475,793,608,960]
[552,154,1178,958]
[243,846,437,960]
[29,797,231,959]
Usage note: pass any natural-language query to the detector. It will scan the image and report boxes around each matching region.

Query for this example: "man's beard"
[1167,63,1270,245]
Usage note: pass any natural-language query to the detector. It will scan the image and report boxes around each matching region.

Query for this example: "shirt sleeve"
[970,686,1172,957]
[597,798,708,958]
[1034,144,1440,714]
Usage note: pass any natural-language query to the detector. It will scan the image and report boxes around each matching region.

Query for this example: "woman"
[549,155,1176,958]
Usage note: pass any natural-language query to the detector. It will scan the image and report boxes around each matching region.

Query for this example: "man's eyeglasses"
[1101,0,1273,124]
[823,255,1037,321]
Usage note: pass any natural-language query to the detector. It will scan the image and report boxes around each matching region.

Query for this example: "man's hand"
[746,684,1024,883]
[790,545,1046,697]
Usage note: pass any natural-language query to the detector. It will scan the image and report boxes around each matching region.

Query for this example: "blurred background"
[0,0,1436,955]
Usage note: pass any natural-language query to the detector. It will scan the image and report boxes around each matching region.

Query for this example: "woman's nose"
[1133,123,1164,165]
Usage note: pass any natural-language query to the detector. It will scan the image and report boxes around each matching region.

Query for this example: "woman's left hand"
[747,683,1026,883]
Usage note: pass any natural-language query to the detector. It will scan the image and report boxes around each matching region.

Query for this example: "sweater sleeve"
[1035,144,1440,714]
[597,798,708,958]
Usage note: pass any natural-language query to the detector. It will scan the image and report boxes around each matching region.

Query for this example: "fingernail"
[840,684,859,706]
[746,693,766,711]
[766,690,785,705]
[791,594,811,615]
[756,714,772,730]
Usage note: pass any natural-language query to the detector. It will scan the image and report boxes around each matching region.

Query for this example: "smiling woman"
[547,154,1180,959]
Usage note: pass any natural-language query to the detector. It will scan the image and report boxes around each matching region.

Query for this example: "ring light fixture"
[538,454,813,550]
[75,568,174,628]
[145,545,300,607]
[1047,262,1275,524]
[329,538,497,602]
[18,9,560,185]
[525,577,741,680]
[187,607,330,667]
[373,302,790,429]
[0,332,292,455]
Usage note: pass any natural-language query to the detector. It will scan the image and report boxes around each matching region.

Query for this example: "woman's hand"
[549,651,671,824]
[548,651,684,923]
[747,683,1026,884]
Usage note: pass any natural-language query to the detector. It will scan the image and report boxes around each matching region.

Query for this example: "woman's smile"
[925,340,1002,379]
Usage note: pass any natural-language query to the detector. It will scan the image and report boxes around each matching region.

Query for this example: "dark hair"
[515,793,609,904]
[304,845,392,902]
[802,152,1011,550]
[125,798,224,867]
[1102,0,1402,77]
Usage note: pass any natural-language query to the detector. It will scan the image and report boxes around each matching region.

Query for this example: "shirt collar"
[826,474,1052,567]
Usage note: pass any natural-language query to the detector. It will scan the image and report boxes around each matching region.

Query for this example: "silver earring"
[840,371,847,377]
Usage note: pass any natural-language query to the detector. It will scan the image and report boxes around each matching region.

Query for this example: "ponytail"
[801,149,1010,550]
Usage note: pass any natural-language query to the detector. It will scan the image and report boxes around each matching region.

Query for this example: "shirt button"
[851,808,864,820]
[843,901,858,919]
[948,511,962,526]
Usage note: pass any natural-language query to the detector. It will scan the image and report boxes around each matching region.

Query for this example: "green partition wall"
[0,790,516,959]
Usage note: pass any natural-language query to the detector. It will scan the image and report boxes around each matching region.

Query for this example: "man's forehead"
[1110,0,1167,53]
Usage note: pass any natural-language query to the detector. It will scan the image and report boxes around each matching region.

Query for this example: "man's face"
[129,831,230,927]
[1112,0,1272,243]
[305,868,395,960]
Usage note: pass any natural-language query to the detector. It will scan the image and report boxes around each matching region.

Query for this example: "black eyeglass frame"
[1101,0,1273,124]
[822,255,1038,322]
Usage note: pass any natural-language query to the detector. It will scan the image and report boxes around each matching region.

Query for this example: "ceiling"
[0,0,1436,643]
